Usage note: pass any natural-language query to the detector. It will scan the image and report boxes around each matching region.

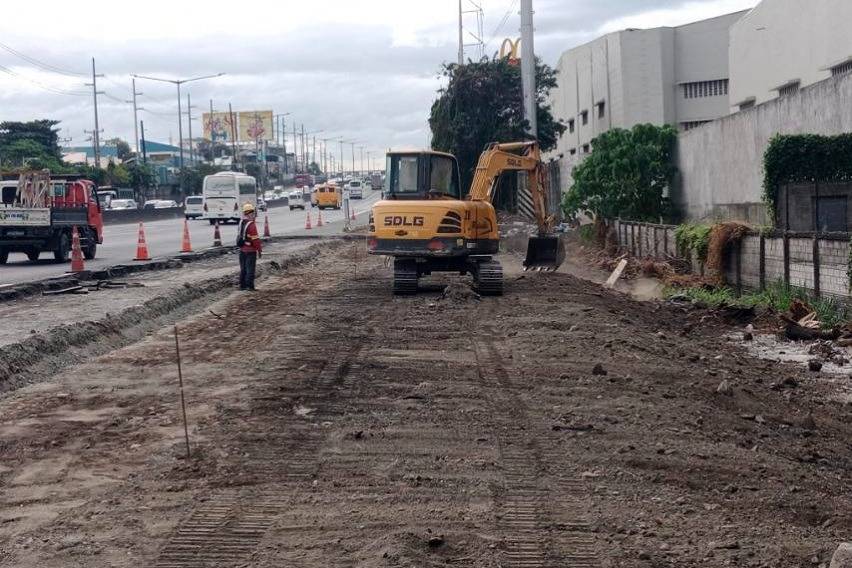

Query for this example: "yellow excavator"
[367,140,565,295]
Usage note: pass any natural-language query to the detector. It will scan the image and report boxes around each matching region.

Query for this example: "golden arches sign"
[499,38,521,65]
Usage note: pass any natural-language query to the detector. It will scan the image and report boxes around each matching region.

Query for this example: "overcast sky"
[0,0,755,165]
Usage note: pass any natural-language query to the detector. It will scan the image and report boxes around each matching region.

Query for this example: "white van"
[184,196,204,219]
[202,172,258,224]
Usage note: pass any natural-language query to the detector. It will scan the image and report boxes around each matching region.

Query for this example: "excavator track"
[474,258,503,296]
[392,258,419,295]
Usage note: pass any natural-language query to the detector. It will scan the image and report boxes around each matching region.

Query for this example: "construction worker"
[237,202,262,291]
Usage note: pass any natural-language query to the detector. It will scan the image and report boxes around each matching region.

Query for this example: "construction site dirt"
[0,241,850,568]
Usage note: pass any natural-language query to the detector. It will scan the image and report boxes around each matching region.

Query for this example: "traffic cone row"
[70,225,85,273]
[181,219,193,253]
[316,208,324,228]
[351,207,356,221]
[305,209,312,230]
[263,214,271,238]
[213,221,222,247]
[134,222,151,261]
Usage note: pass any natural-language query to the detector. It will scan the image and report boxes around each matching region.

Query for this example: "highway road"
[0,189,380,286]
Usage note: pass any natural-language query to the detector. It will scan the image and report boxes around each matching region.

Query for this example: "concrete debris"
[716,380,733,396]
[830,543,852,568]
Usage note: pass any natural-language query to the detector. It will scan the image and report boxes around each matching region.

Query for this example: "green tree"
[105,138,133,161]
[429,57,565,193]
[0,120,63,167]
[562,124,677,223]
[308,161,322,175]
[180,163,223,195]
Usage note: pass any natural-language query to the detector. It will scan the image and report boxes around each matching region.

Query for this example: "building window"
[580,110,588,125]
[778,81,800,97]
[582,144,590,154]
[569,148,577,156]
[680,120,711,131]
[597,101,606,119]
[831,61,852,77]
[568,119,575,133]
[682,79,729,99]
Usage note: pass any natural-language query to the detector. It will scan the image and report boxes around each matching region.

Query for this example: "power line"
[0,41,86,77]
[0,63,88,96]
[485,0,519,49]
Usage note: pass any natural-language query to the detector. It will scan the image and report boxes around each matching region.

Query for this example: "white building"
[729,0,852,111]
[546,11,746,185]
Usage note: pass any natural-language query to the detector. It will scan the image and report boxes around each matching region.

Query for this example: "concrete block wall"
[612,220,851,299]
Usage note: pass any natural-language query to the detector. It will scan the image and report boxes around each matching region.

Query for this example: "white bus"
[201,172,258,224]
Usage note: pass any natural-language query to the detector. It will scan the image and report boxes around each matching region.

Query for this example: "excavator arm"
[468,141,554,234]
[467,141,564,270]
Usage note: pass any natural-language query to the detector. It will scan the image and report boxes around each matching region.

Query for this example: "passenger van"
[315,183,341,210]
[202,172,258,224]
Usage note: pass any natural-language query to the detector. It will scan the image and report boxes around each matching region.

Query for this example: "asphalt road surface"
[0,189,380,286]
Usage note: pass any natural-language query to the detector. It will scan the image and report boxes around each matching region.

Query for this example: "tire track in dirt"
[472,321,597,567]
[152,264,382,567]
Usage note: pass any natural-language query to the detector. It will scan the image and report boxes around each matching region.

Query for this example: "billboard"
[203,112,237,143]
[238,110,273,142]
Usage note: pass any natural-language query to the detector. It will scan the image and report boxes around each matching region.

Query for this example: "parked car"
[185,196,204,219]
[257,197,268,212]
[288,190,307,210]
[109,199,138,210]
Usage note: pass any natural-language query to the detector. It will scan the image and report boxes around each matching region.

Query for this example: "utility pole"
[350,142,356,177]
[300,124,306,173]
[359,146,365,176]
[185,92,195,165]
[458,0,464,65]
[520,0,538,137]
[228,102,238,171]
[292,122,298,173]
[312,136,317,171]
[140,120,148,163]
[131,78,143,155]
[86,58,104,168]
[339,140,345,176]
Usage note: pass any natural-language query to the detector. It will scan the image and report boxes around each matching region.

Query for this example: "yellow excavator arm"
[467,141,555,235]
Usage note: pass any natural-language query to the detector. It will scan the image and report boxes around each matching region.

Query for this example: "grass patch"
[666,280,848,329]
[674,223,712,262]
[578,224,596,244]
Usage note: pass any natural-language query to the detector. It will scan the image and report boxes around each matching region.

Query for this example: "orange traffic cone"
[181,219,193,253]
[351,207,356,221]
[70,226,85,272]
[134,222,151,261]
[305,209,312,230]
[316,208,324,228]
[213,221,222,247]
[263,214,271,238]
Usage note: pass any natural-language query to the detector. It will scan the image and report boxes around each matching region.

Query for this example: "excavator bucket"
[523,235,565,271]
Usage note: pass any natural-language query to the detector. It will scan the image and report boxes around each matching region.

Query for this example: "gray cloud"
[0,0,752,154]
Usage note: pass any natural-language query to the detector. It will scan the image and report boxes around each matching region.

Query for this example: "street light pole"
[132,72,225,194]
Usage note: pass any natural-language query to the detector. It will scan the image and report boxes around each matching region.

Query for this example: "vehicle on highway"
[257,197,268,212]
[315,184,341,210]
[202,171,258,225]
[288,190,307,210]
[143,199,179,210]
[0,172,104,264]
[347,179,363,199]
[185,196,204,219]
[371,173,383,190]
[109,199,138,210]
[294,174,314,188]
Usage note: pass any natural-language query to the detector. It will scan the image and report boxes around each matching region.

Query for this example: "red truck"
[0,172,104,264]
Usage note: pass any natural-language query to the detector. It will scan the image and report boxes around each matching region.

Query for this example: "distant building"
[729,0,852,111]
[545,11,747,187]
[62,145,121,168]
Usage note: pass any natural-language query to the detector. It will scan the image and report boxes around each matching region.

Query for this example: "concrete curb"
[0,233,364,304]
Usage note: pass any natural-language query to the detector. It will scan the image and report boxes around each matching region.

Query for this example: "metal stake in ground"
[174,325,191,460]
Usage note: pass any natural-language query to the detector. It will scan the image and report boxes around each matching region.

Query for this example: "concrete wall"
[675,69,852,224]
[614,219,851,299]
[546,11,745,194]
[730,0,852,109]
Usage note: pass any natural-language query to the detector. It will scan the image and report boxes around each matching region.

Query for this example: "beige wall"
[730,0,852,109]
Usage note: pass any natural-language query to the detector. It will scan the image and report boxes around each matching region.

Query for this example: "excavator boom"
[468,141,565,271]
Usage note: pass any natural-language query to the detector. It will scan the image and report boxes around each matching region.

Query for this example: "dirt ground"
[0,241,850,567]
